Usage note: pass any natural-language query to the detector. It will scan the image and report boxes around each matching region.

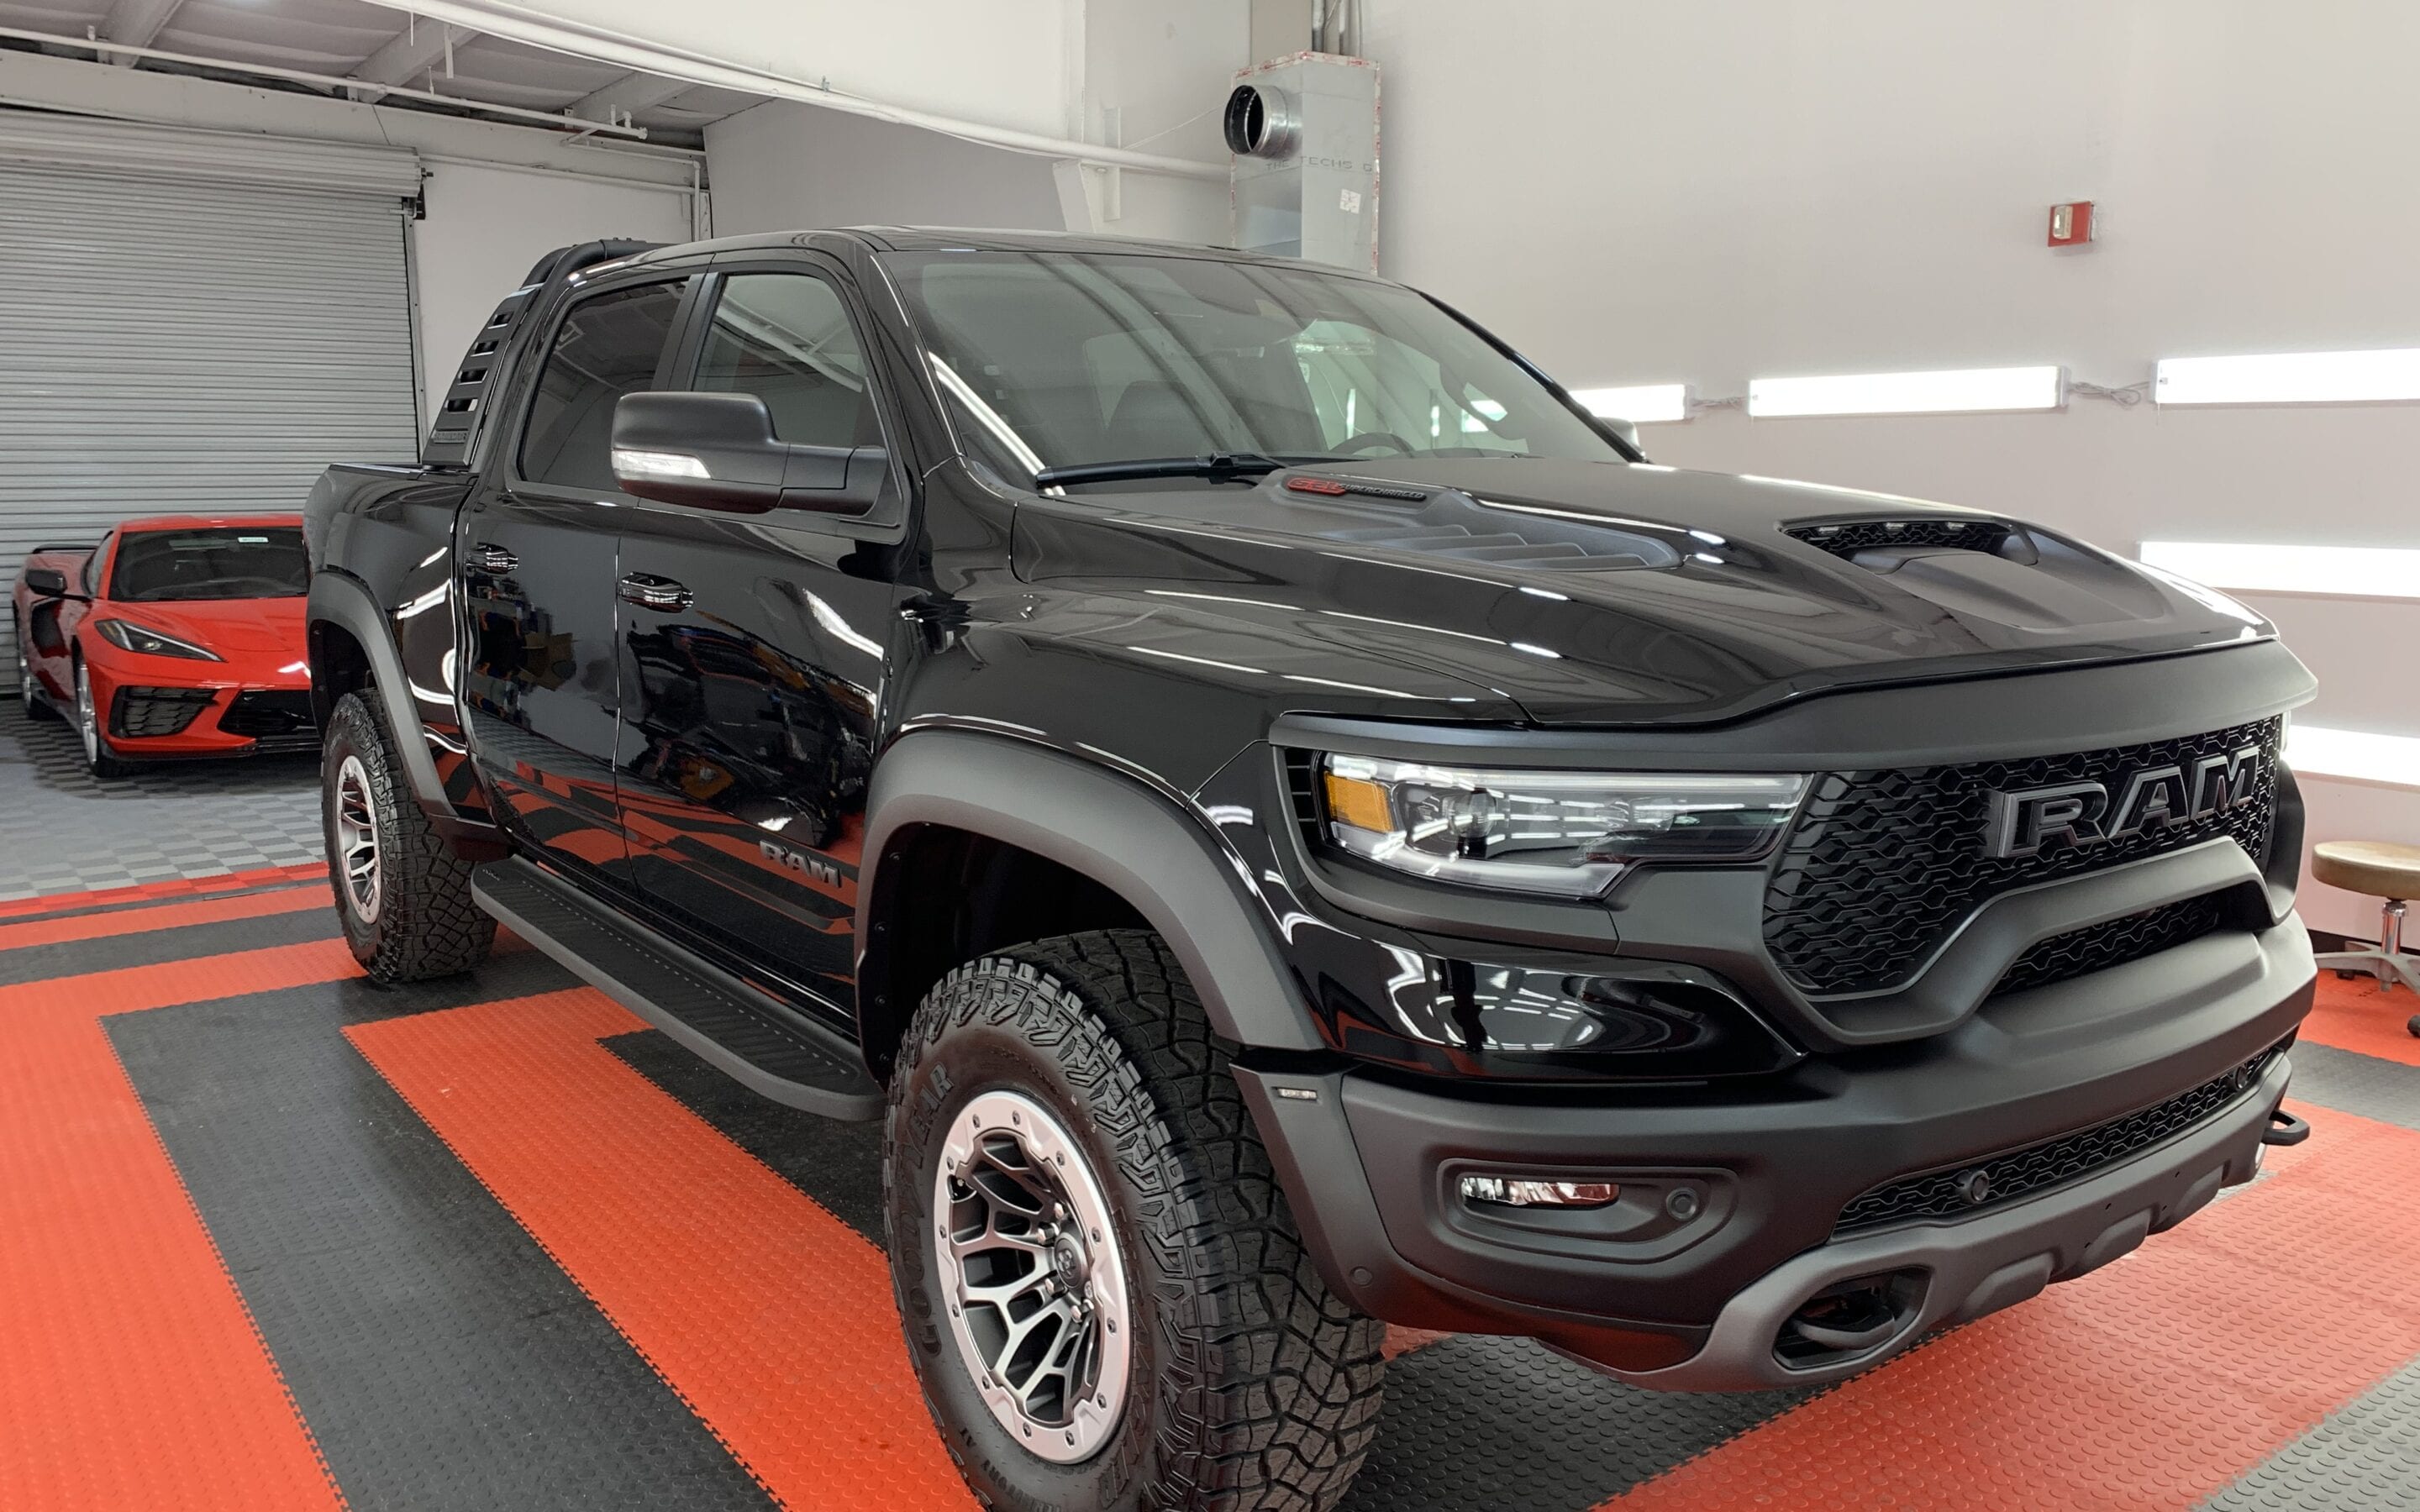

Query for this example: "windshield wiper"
[1031,452,1348,489]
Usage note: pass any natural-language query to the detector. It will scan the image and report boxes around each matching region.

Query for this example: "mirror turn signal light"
[1459,1176,1621,1210]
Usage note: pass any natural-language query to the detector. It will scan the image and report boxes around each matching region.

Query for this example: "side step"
[471,858,882,1121]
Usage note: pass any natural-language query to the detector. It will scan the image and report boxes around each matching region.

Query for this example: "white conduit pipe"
[354,0,1228,180]
[0,23,655,140]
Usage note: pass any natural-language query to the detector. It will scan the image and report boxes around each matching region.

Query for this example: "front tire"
[321,691,495,983]
[886,931,1385,1512]
[73,658,131,778]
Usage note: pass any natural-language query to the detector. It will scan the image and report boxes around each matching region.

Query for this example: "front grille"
[1833,1043,2283,1235]
[218,689,316,741]
[1764,717,2281,996]
[1993,895,2228,997]
[1786,518,2015,557]
[110,686,216,738]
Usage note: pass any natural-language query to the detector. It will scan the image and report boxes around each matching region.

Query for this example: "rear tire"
[322,691,495,983]
[16,622,52,719]
[73,658,131,778]
[885,929,1385,1512]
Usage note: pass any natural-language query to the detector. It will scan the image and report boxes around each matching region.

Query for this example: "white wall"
[705,102,1062,237]
[411,160,695,426]
[1362,0,2420,937]
[383,0,1079,138]
[1076,0,1249,243]
[699,0,1242,246]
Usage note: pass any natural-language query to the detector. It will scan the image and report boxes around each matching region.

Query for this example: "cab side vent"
[421,236,666,469]
[424,286,533,462]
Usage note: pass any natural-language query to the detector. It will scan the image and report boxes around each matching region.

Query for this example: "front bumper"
[91,664,316,759]
[1601,1050,2284,1389]
[1236,915,2314,1388]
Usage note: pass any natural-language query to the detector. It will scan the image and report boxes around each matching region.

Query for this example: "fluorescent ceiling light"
[2286,724,2420,790]
[2139,541,2420,601]
[2154,348,2420,406]
[1748,365,2063,417]
[1570,384,1689,424]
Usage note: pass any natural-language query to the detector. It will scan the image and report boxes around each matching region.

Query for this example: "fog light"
[1459,1175,1621,1209]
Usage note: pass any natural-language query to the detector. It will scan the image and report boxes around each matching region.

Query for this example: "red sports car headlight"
[92,617,224,662]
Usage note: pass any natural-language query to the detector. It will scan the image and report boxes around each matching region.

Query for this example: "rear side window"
[518,281,686,491]
[108,528,308,603]
[693,274,881,449]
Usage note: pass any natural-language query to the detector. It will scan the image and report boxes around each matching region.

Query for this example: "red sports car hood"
[102,596,308,659]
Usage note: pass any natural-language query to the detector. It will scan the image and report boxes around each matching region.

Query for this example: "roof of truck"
[618,226,1386,279]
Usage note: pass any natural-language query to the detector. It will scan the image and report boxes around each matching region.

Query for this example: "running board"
[471,858,882,1121]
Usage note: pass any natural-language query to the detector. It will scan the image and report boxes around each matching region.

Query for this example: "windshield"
[883,250,1623,480]
[108,528,308,603]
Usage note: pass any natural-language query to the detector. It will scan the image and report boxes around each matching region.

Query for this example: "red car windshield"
[108,528,308,604]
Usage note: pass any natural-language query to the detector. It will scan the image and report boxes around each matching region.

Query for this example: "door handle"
[618,572,693,612]
[469,543,518,574]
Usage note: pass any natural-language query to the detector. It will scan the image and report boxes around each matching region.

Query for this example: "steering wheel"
[1334,430,1417,458]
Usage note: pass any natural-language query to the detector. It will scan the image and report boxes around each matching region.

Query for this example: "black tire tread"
[325,692,494,982]
[888,928,1384,1512]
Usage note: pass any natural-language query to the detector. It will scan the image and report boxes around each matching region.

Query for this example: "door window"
[694,274,881,449]
[518,281,686,491]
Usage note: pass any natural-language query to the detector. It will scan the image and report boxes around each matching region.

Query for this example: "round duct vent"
[1223,83,1300,159]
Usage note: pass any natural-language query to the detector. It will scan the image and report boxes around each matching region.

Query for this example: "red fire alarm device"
[2048,201,2096,246]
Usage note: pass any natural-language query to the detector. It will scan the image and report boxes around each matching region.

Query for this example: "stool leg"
[2379,900,2420,1035]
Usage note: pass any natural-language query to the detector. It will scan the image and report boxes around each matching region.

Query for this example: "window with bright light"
[886,251,1627,478]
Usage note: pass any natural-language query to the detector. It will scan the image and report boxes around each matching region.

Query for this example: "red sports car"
[11,515,315,778]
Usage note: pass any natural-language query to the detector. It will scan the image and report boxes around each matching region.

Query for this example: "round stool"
[2310,839,2420,1037]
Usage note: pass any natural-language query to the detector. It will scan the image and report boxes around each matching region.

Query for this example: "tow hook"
[2262,1107,2311,1147]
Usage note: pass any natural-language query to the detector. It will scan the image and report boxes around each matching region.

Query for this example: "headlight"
[93,618,223,661]
[1318,754,1807,897]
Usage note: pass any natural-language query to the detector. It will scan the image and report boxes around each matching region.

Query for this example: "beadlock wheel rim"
[934,1089,1131,1463]
[334,753,382,924]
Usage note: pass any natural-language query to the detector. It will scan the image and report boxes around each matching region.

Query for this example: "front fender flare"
[308,570,452,813]
[858,730,1323,1053]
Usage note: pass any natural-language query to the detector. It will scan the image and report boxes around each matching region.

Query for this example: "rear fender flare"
[857,730,1323,1053]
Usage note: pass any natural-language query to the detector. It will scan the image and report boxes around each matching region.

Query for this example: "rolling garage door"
[0,113,422,664]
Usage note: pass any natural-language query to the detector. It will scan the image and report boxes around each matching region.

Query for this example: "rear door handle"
[618,572,693,612]
[469,542,518,574]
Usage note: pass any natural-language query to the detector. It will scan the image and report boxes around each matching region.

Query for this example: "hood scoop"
[1787,517,2032,565]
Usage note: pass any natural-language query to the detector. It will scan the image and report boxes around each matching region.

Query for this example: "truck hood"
[1010,457,2273,726]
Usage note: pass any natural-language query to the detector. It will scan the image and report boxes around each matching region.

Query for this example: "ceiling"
[0,0,763,147]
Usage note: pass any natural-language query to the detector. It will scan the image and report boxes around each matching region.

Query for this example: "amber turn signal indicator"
[1323,771,1393,833]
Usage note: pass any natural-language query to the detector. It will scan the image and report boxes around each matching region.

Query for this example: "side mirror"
[611,391,887,517]
[1606,416,1642,453]
[23,567,68,598]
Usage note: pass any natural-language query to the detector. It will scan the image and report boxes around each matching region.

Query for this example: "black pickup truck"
[305,229,2317,1512]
